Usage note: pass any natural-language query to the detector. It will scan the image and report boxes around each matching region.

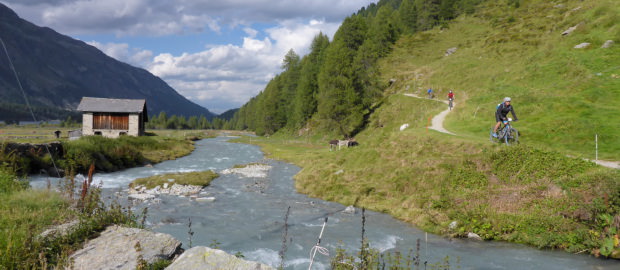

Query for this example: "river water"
[30,137,618,269]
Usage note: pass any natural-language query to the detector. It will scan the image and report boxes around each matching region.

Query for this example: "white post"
[595,134,598,162]
[308,217,328,270]
[425,232,428,259]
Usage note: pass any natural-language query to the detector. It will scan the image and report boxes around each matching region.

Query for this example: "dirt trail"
[403,93,619,169]
[403,93,455,135]
[591,160,620,169]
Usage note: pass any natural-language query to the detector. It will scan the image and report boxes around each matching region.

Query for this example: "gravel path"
[403,93,618,169]
[404,93,455,135]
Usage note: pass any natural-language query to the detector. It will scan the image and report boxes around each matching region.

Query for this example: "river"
[30,137,619,269]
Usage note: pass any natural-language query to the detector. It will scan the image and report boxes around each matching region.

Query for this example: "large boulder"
[166,246,274,270]
[69,225,182,270]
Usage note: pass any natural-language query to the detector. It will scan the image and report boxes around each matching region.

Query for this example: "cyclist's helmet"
[504,97,511,102]
[449,90,453,93]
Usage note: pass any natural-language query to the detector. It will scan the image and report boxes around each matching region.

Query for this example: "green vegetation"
[0,166,139,269]
[232,162,267,169]
[147,111,232,130]
[228,0,483,137]
[383,0,620,160]
[1,130,201,176]
[131,170,219,189]
[227,0,620,259]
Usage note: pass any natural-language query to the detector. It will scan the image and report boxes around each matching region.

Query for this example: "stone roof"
[77,97,146,113]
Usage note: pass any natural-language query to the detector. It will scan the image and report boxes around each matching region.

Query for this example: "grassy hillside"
[234,0,620,259]
[381,0,620,160]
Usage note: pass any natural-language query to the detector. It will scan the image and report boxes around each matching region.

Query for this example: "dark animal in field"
[347,139,359,147]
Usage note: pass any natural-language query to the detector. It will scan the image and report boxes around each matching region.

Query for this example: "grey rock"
[574,42,590,49]
[467,232,482,241]
[39,220,80,240]
[601,40,614,48]
[221,164,272,178]
[166,246,273,270]
[444,47,457,56]
[128,193,156,201]
[195,197,216,202]
[562,25,577,36]
[69,225,182,270]
[343,205,356,214]
[448,221,458,230]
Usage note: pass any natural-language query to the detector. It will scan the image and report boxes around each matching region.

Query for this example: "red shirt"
[448,92,454,99]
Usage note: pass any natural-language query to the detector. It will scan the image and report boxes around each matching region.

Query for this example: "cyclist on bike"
[447,90,454,101]
[493,97,518,137]
[427,88,433,99]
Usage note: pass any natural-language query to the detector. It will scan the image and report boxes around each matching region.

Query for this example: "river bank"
[0,130,220,269]
[230,132,620,261]
[26,137,618,269]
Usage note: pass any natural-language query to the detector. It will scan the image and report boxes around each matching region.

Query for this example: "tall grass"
[379,0,620,160]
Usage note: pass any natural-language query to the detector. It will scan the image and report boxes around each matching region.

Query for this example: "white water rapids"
[29,137,619,269]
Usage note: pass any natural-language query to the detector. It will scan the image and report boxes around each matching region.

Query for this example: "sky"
[3,0,377,114]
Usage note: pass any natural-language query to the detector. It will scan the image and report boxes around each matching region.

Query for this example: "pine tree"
[290,33,330,130]
[317,15,368,137]
[399,0,418,33]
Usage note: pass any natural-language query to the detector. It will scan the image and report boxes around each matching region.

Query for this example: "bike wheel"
[490,128,499,143]
[510,128,519,144]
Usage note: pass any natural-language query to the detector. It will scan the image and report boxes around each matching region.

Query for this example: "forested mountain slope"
[230,0,484,136]
[230,0,620,259]
[230,0,618,160]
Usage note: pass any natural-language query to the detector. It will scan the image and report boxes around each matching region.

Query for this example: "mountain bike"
[448,98,453,110]
[490,118,519,145]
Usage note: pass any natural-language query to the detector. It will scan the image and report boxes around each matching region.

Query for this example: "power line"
[1,36,61,178]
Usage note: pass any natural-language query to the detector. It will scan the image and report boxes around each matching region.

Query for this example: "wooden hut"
[77,97,148,138]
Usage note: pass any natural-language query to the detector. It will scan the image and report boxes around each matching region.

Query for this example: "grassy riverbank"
[0,129,216,268]
[0,129,217,175]
[229,0,620,259]
[233,90,620,258]
[0,167,139,269]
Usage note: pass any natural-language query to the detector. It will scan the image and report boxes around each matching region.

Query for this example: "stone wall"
[81,112,142,138]
[82,112,94,136]
[128,114,140,136]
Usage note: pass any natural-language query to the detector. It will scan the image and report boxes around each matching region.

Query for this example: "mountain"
[226,0,620,259]
[217,108,239,120]
[0,3,215,121]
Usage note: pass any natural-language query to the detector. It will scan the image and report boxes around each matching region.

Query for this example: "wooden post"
[427,116,431,132]
[595,134,598,162]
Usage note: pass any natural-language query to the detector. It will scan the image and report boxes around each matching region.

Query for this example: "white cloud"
[5,0,374,36]
[140,19,339,113]
[3,0,376,113]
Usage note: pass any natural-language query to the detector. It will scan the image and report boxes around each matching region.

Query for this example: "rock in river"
[166,246,273,270]
[69,225,182,270]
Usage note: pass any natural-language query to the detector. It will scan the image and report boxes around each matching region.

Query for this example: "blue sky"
[3,0,376,114]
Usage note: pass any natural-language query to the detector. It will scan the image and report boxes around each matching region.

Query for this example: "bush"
[0,167,27,194]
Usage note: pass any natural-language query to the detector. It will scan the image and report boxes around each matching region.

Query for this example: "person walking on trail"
[493,97,518,137]
[427,88,433,99]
